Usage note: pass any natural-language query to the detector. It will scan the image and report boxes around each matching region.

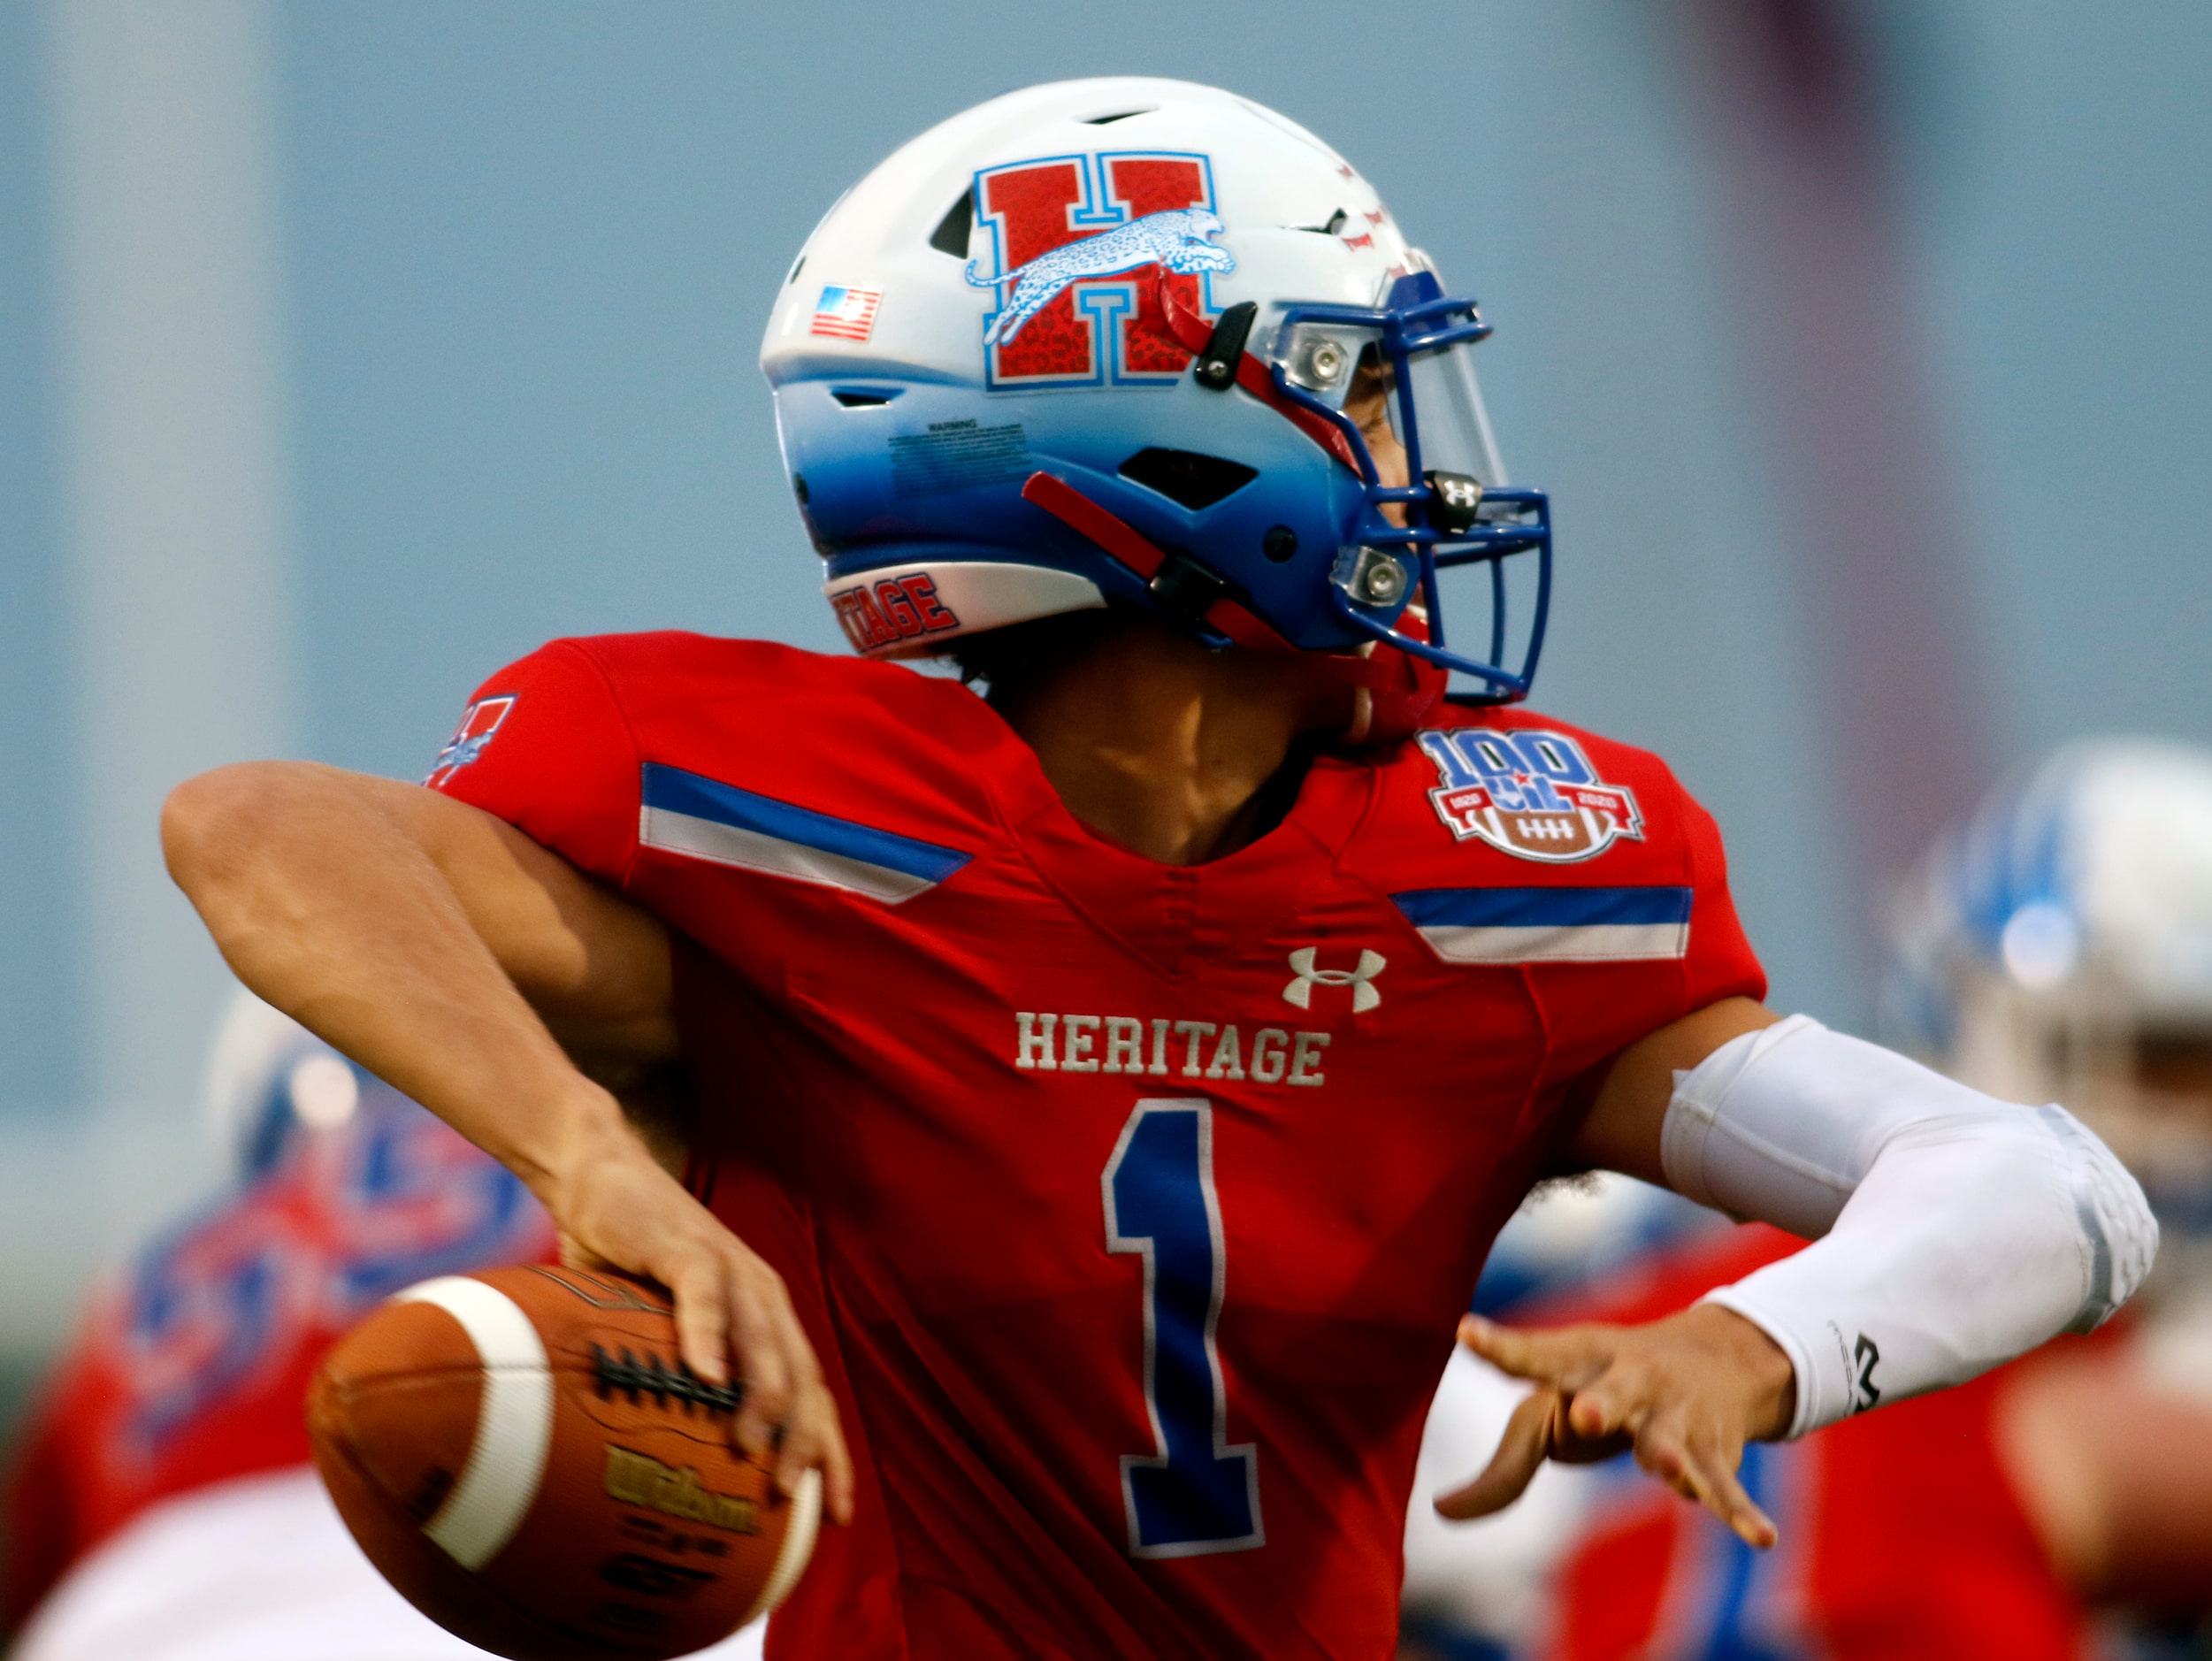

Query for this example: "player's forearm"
[162,760,635,1197]
[1663,1016,2158,1435]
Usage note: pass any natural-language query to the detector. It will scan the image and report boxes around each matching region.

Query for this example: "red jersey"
[432,633,1764,1660]
[1532,1227,2089,1661]
[4,1083,554,1624]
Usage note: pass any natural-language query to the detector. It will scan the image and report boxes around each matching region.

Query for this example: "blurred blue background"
[0,0,2208,1359]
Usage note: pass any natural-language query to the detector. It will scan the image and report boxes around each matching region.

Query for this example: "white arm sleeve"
[1660,1014,2158,1437]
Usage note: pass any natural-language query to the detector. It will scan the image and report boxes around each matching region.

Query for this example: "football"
[308,1264,819,1660]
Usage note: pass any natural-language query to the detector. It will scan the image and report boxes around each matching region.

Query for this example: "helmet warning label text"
[889,419,1031,497]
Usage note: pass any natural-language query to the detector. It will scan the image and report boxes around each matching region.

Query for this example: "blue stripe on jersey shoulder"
[640,763,973,885]
[1389,884,1695,929]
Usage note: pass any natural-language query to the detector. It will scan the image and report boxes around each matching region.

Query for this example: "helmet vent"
[1118,448,1259,511]
[1294,210,1349,236]
[929,191,974,258]
[831,389,894,408]
[1081,108,1154,125]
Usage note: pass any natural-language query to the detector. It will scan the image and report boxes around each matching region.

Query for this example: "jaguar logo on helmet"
[968,206,1233,348]
[1416,728,1644,862]
[966,152,1230,388]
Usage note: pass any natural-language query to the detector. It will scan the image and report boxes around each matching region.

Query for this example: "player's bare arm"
[161,761,854,1522]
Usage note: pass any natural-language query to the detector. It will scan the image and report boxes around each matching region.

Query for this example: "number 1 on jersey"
[1103,1099,1264,1558]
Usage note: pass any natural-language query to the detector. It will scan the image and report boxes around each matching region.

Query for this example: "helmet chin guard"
[1153,266,1552,701]
[1015,466,1448,745]
[762,78,1551,716]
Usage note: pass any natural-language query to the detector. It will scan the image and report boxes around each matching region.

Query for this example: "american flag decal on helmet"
[810,285,883,342]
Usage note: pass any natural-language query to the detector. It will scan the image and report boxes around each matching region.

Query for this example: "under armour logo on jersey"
[1282,948,1386,1013]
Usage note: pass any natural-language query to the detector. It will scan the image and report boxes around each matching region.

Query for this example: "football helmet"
[760,78,1550,723]
[1885,739,2212,1266]
[204,987,367,1178]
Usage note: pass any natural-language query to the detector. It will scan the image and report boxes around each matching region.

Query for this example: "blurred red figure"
[1523,1224,2212,1661]
[3,995,559,1658]
[1531,1226,2079,1661]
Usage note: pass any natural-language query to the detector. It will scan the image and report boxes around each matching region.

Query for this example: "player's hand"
[1435,1305,1795,1550]
[548,1109,854,1527]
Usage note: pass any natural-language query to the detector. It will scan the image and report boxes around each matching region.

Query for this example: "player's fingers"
[1630,1418,1694,1496]
[1458,1315,1616,1393]
[1432,1386,1558,1521]
[669,1256,735,1388]
[555,1229,613,1273]
[821,1408,856,1527]
[1683,1429,1777,1550]
[670,1251,781,1454]
[1626,1410,1778,1552]
[1563,1357,1656,1444]
[771,1386,818,1498]
[805,1389,853,1530]
[723,1268,796,1458]
[776,1380,852,1524]
[765,1309,828,1496]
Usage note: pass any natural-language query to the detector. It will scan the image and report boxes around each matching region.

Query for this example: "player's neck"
[993,617,1351,867]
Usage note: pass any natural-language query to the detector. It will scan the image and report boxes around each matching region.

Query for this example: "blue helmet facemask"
[1259,271,1551,703]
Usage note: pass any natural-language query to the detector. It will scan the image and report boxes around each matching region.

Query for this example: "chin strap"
[1018,471,1446,745]
[1354,609,1450,746]
[1020,471,1313,662]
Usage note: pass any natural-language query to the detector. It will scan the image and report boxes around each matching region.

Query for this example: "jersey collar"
[979,717,1377,981]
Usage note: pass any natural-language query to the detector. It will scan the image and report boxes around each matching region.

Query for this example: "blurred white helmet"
[1885,739,2212,1251]
[203,988,365,1179]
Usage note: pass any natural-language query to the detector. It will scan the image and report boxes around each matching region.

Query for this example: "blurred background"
[0,0,2207,1573]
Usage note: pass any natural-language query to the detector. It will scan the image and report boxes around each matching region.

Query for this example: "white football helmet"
[1886,739,2212,1268]
[203,987,365,1178]
[759,78,1549,728]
